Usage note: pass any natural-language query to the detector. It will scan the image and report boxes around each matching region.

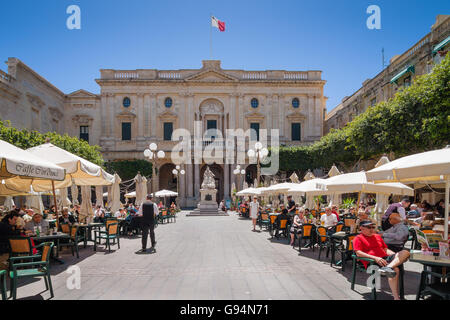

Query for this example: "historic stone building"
[0,59,326,207]
[325,15,450,133]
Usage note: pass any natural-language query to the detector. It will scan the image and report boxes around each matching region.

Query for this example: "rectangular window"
[250,123,260,141]
[164,122,173,141]
[122,122,131,141]
[207,120,217,139]
[291,123,301,141]
[370,97,376,106]
[404,76,411,87]
[80,126,89,143]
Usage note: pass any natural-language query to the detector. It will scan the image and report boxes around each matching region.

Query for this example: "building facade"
[325,15,450,133]
[0,59,326,207]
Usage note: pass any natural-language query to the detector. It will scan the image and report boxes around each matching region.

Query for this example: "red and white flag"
[211,16,225,32]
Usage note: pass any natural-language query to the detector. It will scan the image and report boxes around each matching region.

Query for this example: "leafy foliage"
[0,119,104,166]
[105,160,152,182]
[276,53,450,172]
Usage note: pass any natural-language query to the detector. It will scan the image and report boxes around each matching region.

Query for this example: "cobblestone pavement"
[12,211,423,300]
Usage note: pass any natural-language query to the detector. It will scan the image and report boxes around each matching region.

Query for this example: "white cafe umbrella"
[71,183,79,205]
[95,186,104,207]
[288,178,328,209]
[26,193,45,214]
[261,182,298,196]
[79,185,93,223]
[109,174,122,213]
[154,189,178,197]
[366,147,450,239]
[134,173,146,207]
[125,191,136,198]
[3,196,15,210]
[236,187,264,197]
[57,187,71,209]
[304,170,315,181]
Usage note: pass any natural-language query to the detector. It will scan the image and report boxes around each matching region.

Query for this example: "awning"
[390,65,415,84]
[432,35,450,54]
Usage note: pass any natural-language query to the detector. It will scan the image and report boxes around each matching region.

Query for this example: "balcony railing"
[0,70,13,83]
[284,72,308,80]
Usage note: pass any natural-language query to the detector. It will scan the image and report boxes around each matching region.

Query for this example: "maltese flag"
[211,16,225,32]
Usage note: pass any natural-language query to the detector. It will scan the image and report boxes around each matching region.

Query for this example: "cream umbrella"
[71,183,79,205]
[289,172,300,183]
[26,193,45,214]
[95,186,104,207]
[57,187,71,210]
[3,196,15,210]
[366,147,450,239]
[328,164,341,177]
[261,182,298,196]
[109,173,122,213]
[134,173,146,206]
[125,191,136,199]
[79,185,94,224]
[304,170,315,181]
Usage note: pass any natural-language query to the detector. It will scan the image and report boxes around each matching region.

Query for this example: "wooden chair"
[268,215,278,237]
[60,223,70,234]
[8,237,34,257]
[258,213,271,231]
[273,219,289,239]
[9,242,54,300]
[297,224,316,253]
[94,222,120,253]
[0,270,6,300]
[334,233,358,271]
[343,218,357,232]
[316,226,331,261]
[59,225,83,258]
[335,222,344,233]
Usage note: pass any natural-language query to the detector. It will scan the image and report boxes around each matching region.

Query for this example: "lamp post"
[144,143,165,197]
[233,165,246,191]
[247,142,269,187]
[172,165,185,207]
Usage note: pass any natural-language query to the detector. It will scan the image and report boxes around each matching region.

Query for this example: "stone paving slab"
[9,211,423,300]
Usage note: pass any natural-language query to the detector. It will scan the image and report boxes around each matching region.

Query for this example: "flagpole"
[210,14,212,59]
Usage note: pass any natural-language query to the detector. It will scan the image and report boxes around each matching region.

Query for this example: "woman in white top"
[249,196,260,232]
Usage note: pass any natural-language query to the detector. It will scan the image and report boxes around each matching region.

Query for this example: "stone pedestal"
[187,188,228,216]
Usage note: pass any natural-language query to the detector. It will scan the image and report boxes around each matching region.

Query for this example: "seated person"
[94,205,105,223]
[378,213,410,252]
[219,200,227,212]
[331,205,340,222]
[0,212,22,270]
[304,208,314,222]
[274,204,289,238]
[59,207,76,225]
[114,208,127,218]
[170,202,177,210]
[290,208,306,245]
[24,212,49,234]
[355,208,377,232]
[353,220,410,300]
[435,199,445,218]
[406,204,420,218]
[320,207,338,234]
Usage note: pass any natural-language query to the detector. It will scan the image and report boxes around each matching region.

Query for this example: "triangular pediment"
[286,112,306,120]
[185,70,238,82]
[67,89,99,98]
[117,110,136,118]
[244,111,266,119]
[157,110,178,119]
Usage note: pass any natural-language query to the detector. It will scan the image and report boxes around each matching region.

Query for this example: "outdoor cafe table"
[75,223,104,248]
[330,231,349,267]
[31,232,70,264]
[409,250,450,289]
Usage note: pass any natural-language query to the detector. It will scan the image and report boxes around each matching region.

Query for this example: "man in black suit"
[137,195,159,253]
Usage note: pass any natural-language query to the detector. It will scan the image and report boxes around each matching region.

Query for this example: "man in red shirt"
[353,220,410,300]
[331,205,340,222]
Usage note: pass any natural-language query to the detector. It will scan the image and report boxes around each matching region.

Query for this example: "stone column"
[113,95,120,138]
[314,95,321,137]
[278,94,285,139]
[144,94,150,137]
[308,94,314,139]
[100,93,108,136]
[137,93,144,137]
[194,164,200,199]
[186,164,193,198]
[238,94,244,130]
[224,164,230,200]
[179,166,186,206]
[150,93,157,138]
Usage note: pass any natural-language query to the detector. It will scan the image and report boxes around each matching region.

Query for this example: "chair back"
[344,218,356,227]
[70,225,78,240]
[269,215,278,224]
[421,229,435,234]
[9,237,33,256]
[40,242,54,262]
[320,212,326,216]
[346,234,358,251]
[302,224,314,237]
[316,226,327,243]
[335,223,344,233]
[279,219,288,229]
[105,218,117,230]
[261,213,269,221]
[60,223,70,234]
[107,223,119,236]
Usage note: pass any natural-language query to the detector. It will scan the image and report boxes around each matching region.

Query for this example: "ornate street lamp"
[172,165,185,207]
[144,143,165,197]
[233,165,246,191]
[247,142,269,187]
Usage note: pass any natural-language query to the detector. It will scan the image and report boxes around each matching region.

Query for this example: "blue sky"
[1,0,449,111]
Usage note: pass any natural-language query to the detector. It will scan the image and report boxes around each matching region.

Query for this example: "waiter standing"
[137,195,159,253]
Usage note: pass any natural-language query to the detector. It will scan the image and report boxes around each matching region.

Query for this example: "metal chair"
[0,270,6,300]
[94,222,120,253]
[416,269,450,300]
[9,242,55,300]
[297,224,316,253]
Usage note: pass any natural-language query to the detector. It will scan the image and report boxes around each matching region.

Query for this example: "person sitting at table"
[355,208,377,232]
[406,204,420,218]
[274,204,289,238]
[25,212,49,234]
[353,220,410,300]
[320,207,338,234]
[286,195,296,215]
[94,205,105,223]
[59,207,76,225]
[219,200,227,213]
[0,212,22,271]
[378,212,410,252]
[158,201,164,209]
[435,199,445,218]
[114,208,127,218]
[304,208,314,222]
[290,208,306,245]
[331,205,340,222]
[382,197,411,231]
[22,209,34,223]
[420,212,435,228]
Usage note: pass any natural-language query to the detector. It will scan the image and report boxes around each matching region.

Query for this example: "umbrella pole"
[52,181,58,217]
[445,177,449,241]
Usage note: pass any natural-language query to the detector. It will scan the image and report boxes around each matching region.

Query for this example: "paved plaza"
[13,211,423,300]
